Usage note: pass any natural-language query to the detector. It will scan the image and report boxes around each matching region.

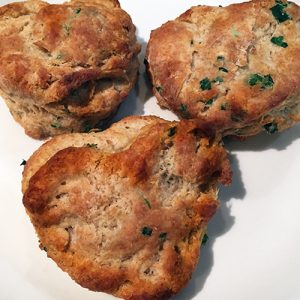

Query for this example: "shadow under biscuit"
[226,123,300,152]
[173,154,246,300]
[110,35,152,124]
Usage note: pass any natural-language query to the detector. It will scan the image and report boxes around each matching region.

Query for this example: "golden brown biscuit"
[146,0,300,137]
[22,116,231,300]
[0,0,140,139]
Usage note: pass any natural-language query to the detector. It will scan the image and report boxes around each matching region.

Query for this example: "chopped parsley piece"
[141,227,153,236]
[83,122,93,133]
[190,40,194,45]
[217,55,225,61]
[248,73,274,89]
[20,159,27,166]
[63,24,71,36]
[200,77,212,90]
[205,98,214,106]
[213,76,224,83]
[231,26,240,38]
[159,232,167,242]
[143,197,152,209]
[86,143,98,148]
[220,103,227,111]
[51,122,61,129]
[202,233,209,246]
[271,36,288,48]
[264,122,278,134]
[168,126,177,137]
[270,2,291,23]
[74,8,81,14]
[56,53,63,59]
[155,86,163,93]
[180,104,188,112]
[219,67,228,73]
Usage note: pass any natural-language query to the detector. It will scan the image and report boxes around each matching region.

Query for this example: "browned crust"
[23,116,231,299]
[146,0,300,137]
[0,0,140,138]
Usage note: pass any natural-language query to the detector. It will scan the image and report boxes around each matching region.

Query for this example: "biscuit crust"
[23,116,231,299]
[0,0,140,138]
[146,0,300,137]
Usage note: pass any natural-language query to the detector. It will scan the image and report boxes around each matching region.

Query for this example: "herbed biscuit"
[146,0,300,138]
[22,116,231,300]
[0,0,140,139]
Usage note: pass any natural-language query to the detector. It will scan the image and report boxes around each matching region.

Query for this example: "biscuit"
[146,0,300,137]
[22,116,231,300]
[0,0,140,139]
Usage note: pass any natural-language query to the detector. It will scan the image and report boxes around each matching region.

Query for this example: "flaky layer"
[0,0,140,138]
[23,116,231,300]
[146,0,300,137]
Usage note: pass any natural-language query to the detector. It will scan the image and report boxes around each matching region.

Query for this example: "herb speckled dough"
[22,116,231,300]
[146,0,300,137]
[0,0,140,139]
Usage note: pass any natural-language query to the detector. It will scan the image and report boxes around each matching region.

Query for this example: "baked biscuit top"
[0,0,140,114]
[147,0,300,137]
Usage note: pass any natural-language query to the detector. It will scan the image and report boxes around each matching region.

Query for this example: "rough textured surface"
[22,116,231,300]
[146,0,300,137]
[0,0,140,139]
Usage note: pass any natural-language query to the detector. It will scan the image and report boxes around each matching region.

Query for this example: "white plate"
[1,0,300,299]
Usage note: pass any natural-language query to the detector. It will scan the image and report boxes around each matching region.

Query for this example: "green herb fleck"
[86,143,98,148]
[231,26,240,38]
[83,122,93,133]
[63,24,71,36]
[217,55,225,61]
[168,126,177,137]
[205,98,214,106]
[56,53,63,59]
[159,232,168,242]
[219,67,228,73]
[143,197,152,209]
[202,233,209,246]
[74,8,81,14]
[141,227,153,237]
[155,86,163,93]
[51,122,61,129]
[190,40,194,45]
[271,36,288,48]
[270,2,291,23]
[43,246,48,252]
[200,77,212,90]
[213,76,224,83]
[20,159,27,166]
[179,104,190,118]
[180,104,188,112]
[220,103,227,111]
[264,122,278,134]
[248,73,274,89]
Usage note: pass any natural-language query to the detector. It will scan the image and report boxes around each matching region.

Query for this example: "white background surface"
[0,0,300,299]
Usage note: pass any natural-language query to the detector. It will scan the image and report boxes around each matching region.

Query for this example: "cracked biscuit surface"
[0,0,140,139]
[22,116,231,300]
[146,0,300,137]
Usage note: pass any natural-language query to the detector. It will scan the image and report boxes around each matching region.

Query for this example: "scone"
[22,116,231,300]
[0,0,140,139]
[146,0,300,138]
